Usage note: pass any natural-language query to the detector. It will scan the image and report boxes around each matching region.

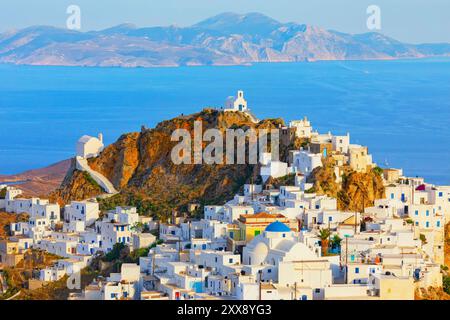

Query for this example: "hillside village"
[1,92,449,300]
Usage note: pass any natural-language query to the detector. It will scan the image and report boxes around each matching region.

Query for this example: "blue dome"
[265,221,291,232]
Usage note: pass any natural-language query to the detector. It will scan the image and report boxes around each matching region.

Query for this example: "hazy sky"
[1,0,449,43]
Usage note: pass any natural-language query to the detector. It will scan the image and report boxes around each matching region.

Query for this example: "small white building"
[65,201,100,226]
[76,134,104,159]
[332,133,350,154]
[292,150,322,177]
[289,117,313,138]
[100,222,131,252]
[132,233,156,250]
[224,90,248,112]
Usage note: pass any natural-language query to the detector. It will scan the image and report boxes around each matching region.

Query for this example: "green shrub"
[419,234,427,244]
[443,276,450,295]
[372,166,384,177]
[83,171,101,189]
[0,187,6,199]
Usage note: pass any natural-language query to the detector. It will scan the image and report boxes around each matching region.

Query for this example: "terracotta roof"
[238,212,287,224]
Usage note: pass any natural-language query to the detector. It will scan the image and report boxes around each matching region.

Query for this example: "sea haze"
[0,59,449,184]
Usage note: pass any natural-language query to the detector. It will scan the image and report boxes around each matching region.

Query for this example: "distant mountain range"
[1,12,450,67]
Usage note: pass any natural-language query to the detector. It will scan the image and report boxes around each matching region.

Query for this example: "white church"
[224,90,248,112]
[76,134,104,159]
[242,221,333,298]
[222,90,258,123]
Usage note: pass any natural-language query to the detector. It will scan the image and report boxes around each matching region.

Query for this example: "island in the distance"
[1,12,450,68]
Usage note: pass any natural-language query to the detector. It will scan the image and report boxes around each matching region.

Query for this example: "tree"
[372,166,383,177]
[0,187,6,199]
[318,228,331,256]
[103,243,127,262]
[419,234,427,245]
[331,234,342,250]
[130,222,145,233]
[443,276,450,295]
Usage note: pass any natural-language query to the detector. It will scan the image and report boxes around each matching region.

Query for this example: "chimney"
[98,133,103,143]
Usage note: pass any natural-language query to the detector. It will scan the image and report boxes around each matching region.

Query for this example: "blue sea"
[0,59,449,185]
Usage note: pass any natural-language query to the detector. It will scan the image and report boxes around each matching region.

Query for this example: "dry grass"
[0,212,28,240]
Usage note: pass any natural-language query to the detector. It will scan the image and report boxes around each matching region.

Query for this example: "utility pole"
[328,220,331,253]
[258,270,262,301]
[345,236,349,284]
[294,282,297,300]
[152,252,155,276]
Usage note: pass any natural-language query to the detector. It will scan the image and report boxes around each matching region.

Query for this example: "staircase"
[75,156,118,194]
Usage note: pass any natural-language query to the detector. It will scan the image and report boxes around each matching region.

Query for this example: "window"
[254,230,261,237]
[426,210,429,216]
[390,193,394,199]
[328,216,332,222]
[438,192,443,197]
[426,222,430,228]
[415,210,419,216]
[437,221,441,227]
[415,222,419,226]
[229,258,233,264]
[355,267,360,274]
[268,269,272,273]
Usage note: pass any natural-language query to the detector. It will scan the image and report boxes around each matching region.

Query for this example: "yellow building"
[349,145,374,173]
[0,240,24,267]
[372,274,414,300]
[238,212,289,242]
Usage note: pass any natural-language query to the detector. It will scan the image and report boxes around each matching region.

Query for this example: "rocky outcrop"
[53,109,281,219]
[338,170,385,212]
[50,159,104,205]
[308,159,385,212]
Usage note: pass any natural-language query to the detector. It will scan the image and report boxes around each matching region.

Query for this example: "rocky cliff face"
[50,159,104,205]
[308,159,385,212]
[52,109,282,219]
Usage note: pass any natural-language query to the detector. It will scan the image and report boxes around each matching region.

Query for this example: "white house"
[289,117,313,138]
[292,150,322,177]
[332,133,350,154]
[65,201,100,226]
[260,160,291,183]
[100,222,131,252]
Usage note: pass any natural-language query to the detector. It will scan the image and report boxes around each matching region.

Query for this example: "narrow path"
[75,156,118,194]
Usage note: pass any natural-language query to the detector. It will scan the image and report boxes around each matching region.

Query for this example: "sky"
[0,0,449,43]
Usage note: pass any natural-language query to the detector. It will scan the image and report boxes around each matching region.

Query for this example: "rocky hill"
[51,109,387,220]
[1,12,449,67]
[0,160,71,197]
[51,109,282,220]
